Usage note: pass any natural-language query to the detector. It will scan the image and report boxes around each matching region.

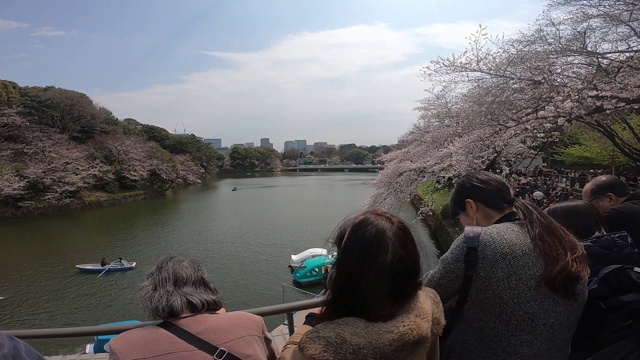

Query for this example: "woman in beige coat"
[279,209,445,360]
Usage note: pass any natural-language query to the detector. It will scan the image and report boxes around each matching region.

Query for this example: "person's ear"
[605,193,617,205]
[464,199,477,216]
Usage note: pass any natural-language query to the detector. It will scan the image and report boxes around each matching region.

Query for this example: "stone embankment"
[410,194,460,254]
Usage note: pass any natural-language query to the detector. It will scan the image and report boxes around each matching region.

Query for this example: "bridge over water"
[283,165,384,172]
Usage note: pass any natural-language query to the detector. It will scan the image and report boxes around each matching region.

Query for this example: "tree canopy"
[369,0,640,211]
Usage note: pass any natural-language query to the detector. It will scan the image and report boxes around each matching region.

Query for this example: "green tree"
[18,85,107,142]
[554,124,636,167]
[282,148,301,160]
[363,145,381,154]
[313,146,337,159]
[344,149,369,165]
[0,80,20,107]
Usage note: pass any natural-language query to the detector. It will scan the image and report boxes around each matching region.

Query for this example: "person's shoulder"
[419,287,442,305]
[480,222,525,240]
[219,311,266,326]
[606,200,640,220]
[111,325,163,344]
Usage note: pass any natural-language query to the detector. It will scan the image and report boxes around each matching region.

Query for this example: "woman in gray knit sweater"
[424,171,589,360]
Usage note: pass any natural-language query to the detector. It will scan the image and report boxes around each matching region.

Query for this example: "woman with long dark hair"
[424,171,589,360]
[279,209,445,360]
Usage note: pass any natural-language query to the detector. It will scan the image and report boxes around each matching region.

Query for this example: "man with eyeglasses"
[582,175,640,248]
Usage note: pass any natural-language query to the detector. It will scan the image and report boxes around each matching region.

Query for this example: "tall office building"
[260,138,273,148]
[295,139,307,151]
[284,141,296,150]
[313,142,328,150]
[204,138,222,149]
[305,145,314,153]
[245,142,255,148]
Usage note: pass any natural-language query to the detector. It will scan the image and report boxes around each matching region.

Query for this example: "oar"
[97,263,113,278]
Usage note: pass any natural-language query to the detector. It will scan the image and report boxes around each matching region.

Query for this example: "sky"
[0,0,544,150]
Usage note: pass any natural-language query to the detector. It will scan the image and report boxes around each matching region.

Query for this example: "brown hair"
[544,200,606,240]
[451,171,589,300]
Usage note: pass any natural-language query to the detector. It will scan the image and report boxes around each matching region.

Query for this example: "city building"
[231,143,245,148]
[295,139,307,151]
[305,145,314,153]
[313,142,328,150]
[204,138,222,149]
[245,142,255,148]
[284,141,296,150]
[260,138,273,148]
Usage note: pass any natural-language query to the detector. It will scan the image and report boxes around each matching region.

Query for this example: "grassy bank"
[418,180,452,216]
[415,180,460,253]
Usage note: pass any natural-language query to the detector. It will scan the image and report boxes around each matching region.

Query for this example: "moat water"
[0,172,433,354]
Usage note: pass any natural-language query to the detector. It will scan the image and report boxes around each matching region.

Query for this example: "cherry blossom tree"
[369,0,640,212]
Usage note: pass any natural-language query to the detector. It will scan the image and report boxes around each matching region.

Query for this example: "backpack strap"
[157,321,242,360]
[441,226,482,342]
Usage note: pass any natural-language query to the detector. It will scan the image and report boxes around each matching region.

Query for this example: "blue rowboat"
[75,262,136,273]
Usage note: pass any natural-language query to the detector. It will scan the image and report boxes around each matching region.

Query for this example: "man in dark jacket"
[583,175,640,248]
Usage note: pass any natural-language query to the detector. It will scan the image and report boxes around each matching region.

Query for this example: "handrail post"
[286,312,295,336]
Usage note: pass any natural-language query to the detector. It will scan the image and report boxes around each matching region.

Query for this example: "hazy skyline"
[0,0,544,149]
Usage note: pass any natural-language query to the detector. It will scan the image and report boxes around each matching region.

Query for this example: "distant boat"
[232,186,239,191]
[76,262,136,273]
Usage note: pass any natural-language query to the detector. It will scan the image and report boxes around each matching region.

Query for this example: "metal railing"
[6,298,324,340]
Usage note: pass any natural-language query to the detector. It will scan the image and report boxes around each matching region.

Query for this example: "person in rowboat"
[100,258,108,267]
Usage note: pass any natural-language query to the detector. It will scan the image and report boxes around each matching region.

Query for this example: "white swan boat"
[289,248,328,270]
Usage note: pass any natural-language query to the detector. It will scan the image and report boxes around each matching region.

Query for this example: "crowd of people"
[494,165,639,210]
[2,171,640,360]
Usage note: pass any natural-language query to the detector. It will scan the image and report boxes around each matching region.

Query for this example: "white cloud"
[31,27,77,37]
[2,53,28,59]
[0,18,29,30]
[95,20,526,149]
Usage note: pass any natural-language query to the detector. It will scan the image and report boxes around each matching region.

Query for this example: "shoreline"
[0,169,283,220]
[0,191,154,220]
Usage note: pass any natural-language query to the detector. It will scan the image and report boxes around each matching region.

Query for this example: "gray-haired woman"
[109,256,278,360]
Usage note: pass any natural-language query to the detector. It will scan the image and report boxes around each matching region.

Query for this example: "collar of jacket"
[297,288,444,360]
[623,191,640,203]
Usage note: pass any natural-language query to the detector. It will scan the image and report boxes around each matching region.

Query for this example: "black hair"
[450,171,513,217]
[545,200,606,240]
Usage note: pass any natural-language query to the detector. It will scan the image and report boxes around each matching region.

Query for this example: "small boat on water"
[85,320,141,354]
[76,262,137,273]
[292,254,335,286]
[232,186,239,191]
[289,248,328,270]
